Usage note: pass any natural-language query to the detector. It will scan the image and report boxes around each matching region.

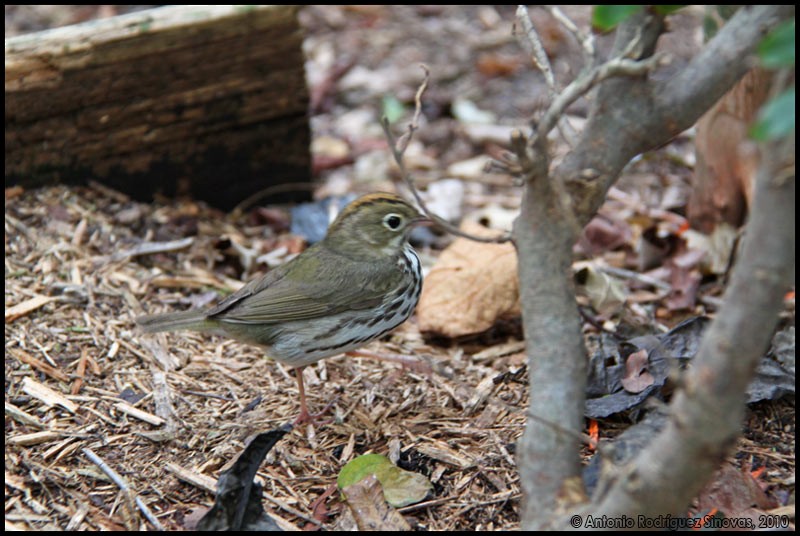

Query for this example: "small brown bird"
[137,193,428,424]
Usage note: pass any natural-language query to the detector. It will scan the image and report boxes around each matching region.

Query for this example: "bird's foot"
[292,397,338,427]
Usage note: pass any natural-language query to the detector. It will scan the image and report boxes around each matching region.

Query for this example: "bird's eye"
[383,213,403,231]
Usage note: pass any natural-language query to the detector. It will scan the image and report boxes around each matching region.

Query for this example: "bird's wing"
[206,247,400,325]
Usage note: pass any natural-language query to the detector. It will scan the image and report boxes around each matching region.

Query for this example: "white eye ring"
[382,213,404,231]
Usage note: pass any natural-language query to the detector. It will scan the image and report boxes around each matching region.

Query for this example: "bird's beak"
[412,215,435,227]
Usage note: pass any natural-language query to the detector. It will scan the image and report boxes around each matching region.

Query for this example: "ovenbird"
[137,193,428,424]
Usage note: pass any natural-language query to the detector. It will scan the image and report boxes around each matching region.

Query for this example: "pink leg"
[292,366,336,426]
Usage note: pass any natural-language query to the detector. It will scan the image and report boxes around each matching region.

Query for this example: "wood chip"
[20,377,78,414]
[465,374,498,415]
[8,430,63,446]
[471,340,526,362]
[137,338,181,371]
[10,348,69,382]
[415,442,474,469]
[5,295,58,323]
[114,401,166,426]
[5,402,45,428]
[475,402,503,428]
[65,502,89,531]
[166,462,217,493]
[71,348,89,395]
[150,274,229,290]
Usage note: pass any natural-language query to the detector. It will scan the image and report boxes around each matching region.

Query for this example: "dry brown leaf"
[621,349,654,394]
[683,223,738,276]
[665,262,702,311]
[696,463,778,519]
[342,474,412,531]
[574,264,626,316]
[581,214,632,255]
[417,222,519,338]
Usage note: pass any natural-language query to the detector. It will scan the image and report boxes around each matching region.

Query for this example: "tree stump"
[5,5,311,210]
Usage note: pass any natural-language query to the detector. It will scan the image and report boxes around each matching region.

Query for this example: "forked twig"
[536,53,662,144]
[383,64,512,244]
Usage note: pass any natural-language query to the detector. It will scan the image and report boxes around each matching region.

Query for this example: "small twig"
[597,265,672,291]
[578,306,623,339]
[230,182,318,218]
[515,6,578,145]
[619,22,648,60]
[10,348,69,383]
[182,390,234,401]
[514,6,555,95]
[546,6,595,65]
[510,129,533,172]
[395,65,429,155]
[383,64,512,244]
[515,11,657,156]
[113,237,194,261]
[82,448,165,531]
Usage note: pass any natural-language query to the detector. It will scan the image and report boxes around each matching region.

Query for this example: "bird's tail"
[136,309,213,333]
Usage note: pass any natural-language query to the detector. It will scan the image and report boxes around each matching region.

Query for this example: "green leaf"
[592,5,644,32]
[654,5,686,15]
[751,88,795,141]
[381,95,406,124]
[758,19,795,69]
[338,454,388,489]
[338,454,432,508]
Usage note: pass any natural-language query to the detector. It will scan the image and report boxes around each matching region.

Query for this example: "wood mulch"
[5,183,528,530]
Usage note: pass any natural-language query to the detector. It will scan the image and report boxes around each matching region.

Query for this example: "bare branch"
[391,64,430,156]
[383,65,512,244]
[514,5,556,95]
[597,265,672,292]
[508,6,663,175]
